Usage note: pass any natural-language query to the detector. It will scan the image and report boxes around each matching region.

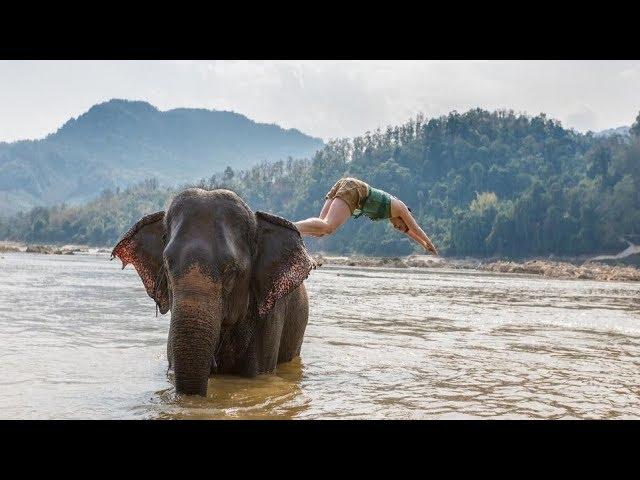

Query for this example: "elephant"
[111,188,316,396]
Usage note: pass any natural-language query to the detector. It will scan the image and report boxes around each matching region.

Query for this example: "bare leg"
[391,199,438,255]
[294,197,352,237]
[293,199,333,237]
[319,199,333,220]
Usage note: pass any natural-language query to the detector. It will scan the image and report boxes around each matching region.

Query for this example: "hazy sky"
[1,60,639,142]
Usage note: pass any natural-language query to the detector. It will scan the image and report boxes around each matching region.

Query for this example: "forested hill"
[2,108,639,258]
[0,99,324,215]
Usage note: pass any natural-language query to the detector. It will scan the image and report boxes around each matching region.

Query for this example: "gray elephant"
[111,188,315,396]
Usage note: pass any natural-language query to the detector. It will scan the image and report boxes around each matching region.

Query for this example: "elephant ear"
[254,211,316,318]
[111,211,171,314]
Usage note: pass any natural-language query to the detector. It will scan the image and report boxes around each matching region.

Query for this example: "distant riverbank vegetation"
[2,108,639,258]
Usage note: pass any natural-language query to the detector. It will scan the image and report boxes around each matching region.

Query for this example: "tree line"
[1,108,639,258]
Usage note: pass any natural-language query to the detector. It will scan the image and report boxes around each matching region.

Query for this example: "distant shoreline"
[313,254,640,282]
[2,241,639,282]
[0,241,110,256]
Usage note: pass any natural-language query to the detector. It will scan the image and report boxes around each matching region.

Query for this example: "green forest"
[2,108,639,258]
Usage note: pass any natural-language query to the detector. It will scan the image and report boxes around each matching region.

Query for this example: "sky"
[1,60,639,143]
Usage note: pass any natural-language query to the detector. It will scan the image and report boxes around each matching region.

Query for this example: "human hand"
[424,238,438,256]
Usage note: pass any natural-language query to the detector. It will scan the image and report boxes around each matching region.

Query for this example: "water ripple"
[1,253,639,419]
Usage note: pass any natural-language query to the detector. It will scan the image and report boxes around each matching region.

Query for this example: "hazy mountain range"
[2,106,639,258]
[0,99,324,216]
[594,126,631,138]
[0,98,632,219]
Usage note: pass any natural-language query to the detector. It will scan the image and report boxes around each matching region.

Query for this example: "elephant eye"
[221,264,238,280]
[221,263,236,275]
[221,265,237,292]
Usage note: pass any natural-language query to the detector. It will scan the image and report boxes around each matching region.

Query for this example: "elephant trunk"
[169,267,223,396]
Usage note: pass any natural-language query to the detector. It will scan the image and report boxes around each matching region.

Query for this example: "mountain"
[594,126,631,138]
[5,108,639,258]
[0,99,323,215]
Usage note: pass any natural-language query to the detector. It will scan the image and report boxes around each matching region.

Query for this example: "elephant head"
[111,188,315,396]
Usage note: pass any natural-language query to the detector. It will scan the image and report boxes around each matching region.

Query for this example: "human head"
[389,216,409,233]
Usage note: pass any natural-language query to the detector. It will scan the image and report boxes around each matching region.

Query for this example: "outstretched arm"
[390,199,438,255]
[406,229,437,254]
[393,223,438,254]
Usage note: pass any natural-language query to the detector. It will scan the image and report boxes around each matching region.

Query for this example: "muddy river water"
[1,252,639,419]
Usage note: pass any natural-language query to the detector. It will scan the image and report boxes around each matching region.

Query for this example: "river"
[1,252,639,419]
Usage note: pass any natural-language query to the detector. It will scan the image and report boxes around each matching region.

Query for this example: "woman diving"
[294,177,438,255]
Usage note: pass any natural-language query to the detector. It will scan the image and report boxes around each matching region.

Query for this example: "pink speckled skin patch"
[254,211,316,319]
[258,248,315,317]
[111,211,170,314]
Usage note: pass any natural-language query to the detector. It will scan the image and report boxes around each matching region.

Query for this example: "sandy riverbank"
[313,254,640,282]
[2,241,638,282]
[0,241,110,255]
[477,259,640,282]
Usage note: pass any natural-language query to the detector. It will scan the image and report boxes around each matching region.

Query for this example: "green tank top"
[353,186,393,221]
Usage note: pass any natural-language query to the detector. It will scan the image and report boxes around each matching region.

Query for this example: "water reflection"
[151,358,307,419]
